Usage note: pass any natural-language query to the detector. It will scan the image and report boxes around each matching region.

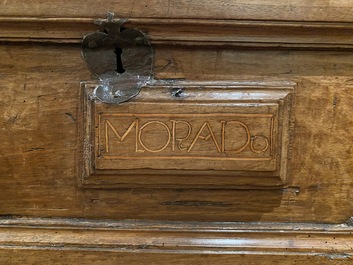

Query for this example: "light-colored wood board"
[2,1,353,263]
[1,44,353,223]
[0,217,353,258]
[0,217,353,265]
[1,1,353,22]
[2,18,353,50]
[1,250,351,265]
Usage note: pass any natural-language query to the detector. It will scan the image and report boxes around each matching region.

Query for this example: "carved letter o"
[138,121,171,153]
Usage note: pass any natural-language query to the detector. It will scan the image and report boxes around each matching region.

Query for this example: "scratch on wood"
[65,112,77,123]
[283,186,301,195]
[4,114,19,125]
[25,147,45,152]
[317,253,352,260]
[332,94,338,112]
[161,201,232,207]
[129,0,136,15]
[159,57,177,72]
[307,184,321,192]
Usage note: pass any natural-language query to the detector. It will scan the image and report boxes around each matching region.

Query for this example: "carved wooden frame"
[78,80,295,189]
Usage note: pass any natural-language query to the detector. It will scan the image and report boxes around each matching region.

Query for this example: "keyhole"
[115,47,125,74]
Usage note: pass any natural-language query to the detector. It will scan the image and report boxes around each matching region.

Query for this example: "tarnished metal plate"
[81,12,153,104]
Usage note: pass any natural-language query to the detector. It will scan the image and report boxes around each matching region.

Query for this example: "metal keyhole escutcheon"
[81,12,153,104]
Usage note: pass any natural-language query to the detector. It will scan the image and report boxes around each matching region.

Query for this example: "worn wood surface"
[0,217,353,259]
[1,43,353,223]
[2,1,353,263]
[1,0,353,22]
[80,82,293,188]
[3,18,353,50]
[1,250,352,265]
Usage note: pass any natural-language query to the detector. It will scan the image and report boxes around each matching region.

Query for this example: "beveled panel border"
[78,80,295,189]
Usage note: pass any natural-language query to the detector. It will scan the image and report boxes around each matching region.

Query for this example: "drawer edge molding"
[0,217,352,257]
[1,16,353,50]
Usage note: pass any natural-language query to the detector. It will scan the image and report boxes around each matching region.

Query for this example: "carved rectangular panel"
[79,81,294,188]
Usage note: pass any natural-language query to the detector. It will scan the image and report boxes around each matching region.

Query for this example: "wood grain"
[2,18,353,50]
[1,43,353,223]
[1,1,353,262]
[1,250,352,265]
[80,82,293,188]
[0,217,353,259]
[1,1,353,22]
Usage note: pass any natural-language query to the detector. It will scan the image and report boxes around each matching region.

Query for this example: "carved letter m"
[105,119,138,153]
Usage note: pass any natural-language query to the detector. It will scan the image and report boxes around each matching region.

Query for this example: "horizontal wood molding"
[2,17,353,49]
[2,1,353,23]
[0,217,353,258]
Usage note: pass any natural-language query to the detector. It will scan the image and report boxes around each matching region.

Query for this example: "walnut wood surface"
[2,18,353,50]
[1,1,353,263]
[1,1,353,22]
[0,217,353,263]
[80,82,293,188]
[1,250,352,265]
[1,43,353,223]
